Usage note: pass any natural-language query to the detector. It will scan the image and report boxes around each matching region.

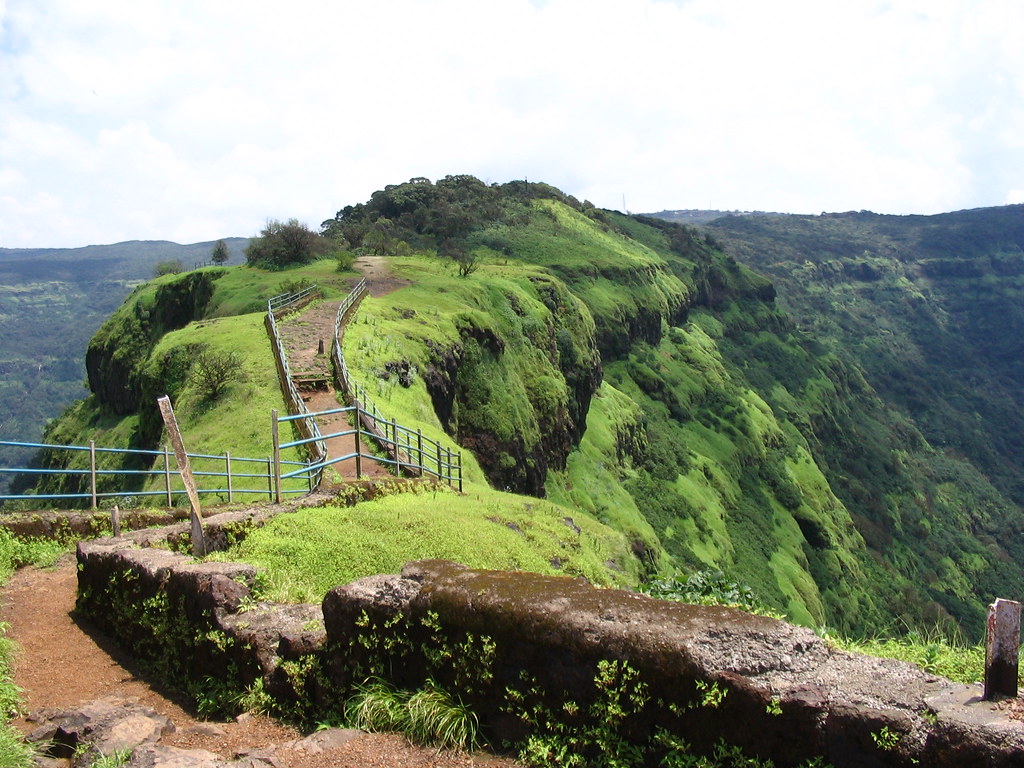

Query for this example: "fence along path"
[273,290,388,480]
[268,277,462,500]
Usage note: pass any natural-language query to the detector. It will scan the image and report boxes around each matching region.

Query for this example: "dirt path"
[276,254,411,482]
[1,557,519,766]
[278,300,389,480]
[354,254,410,297]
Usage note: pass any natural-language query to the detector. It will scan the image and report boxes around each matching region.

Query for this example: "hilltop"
[16,178,1024,641]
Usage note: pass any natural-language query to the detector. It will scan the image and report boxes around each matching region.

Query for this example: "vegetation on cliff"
[24,179,1024,641]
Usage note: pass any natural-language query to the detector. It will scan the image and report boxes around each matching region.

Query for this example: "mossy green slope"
[217,485,640,602]
[30,262,354,502]
[699,208,1024,636]
[34,179,1024,639]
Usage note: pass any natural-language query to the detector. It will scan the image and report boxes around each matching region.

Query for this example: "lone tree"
[245,219,327,270]
[190,346,244,401]
[211,239,230,265]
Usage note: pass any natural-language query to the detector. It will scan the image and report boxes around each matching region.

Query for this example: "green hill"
[20,180,1024,640]
[0,238,247,493]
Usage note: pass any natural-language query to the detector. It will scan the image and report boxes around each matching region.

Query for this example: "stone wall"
[76,513,1024,767]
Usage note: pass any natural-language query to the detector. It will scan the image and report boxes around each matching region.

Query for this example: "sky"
[1,0,1022,248]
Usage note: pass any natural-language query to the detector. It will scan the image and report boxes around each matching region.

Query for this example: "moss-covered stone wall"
[75,522,1024,767]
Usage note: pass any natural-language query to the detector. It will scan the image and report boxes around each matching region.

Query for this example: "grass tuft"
[347,679,478,751]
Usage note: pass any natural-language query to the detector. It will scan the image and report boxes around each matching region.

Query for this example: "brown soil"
[354,255,410,297]
[1,556,520,766]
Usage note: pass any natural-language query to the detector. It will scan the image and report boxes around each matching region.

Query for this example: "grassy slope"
[32,193,1022,639]
[339,202,879,628]
[28,264,351,504]
[701,210,1024,636]
[219,484,640,602]
[32,256,640,590]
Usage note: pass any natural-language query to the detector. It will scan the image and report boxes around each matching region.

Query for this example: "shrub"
[189,346,245,402]
[153,259,184,277]
[245,219,327,270]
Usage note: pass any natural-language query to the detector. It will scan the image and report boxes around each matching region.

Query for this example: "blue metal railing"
[0,439,309,508]
[271,406,462,500]
[265,285,328,488]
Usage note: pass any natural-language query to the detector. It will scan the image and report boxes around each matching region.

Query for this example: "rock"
[26,697,173,760]
[288,728,362,753]
[126,744,229,768]
[229,747,282,767]
[177,723,227,739]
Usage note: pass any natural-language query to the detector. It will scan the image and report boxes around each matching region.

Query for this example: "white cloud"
[0,0,1022,246]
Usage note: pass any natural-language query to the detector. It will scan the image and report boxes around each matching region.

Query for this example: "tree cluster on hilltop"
[319,175,610,266]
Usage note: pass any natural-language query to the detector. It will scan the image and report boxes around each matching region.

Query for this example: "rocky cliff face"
[423,275,602,496]
[85,271,222,419]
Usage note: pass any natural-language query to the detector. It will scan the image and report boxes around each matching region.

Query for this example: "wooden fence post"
[417,429,423,471]
[111,504,121,537]
[436,443,443,481]
[157,396,206,558]
[985,598,1021,700]
[457,451,463,493]
[89,440,97,510]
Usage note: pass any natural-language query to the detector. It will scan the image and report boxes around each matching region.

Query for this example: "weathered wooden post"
[984,598,1021,700]
[157,396,206,557]
[111,504,121,538]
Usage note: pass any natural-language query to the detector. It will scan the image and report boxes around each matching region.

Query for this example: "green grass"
[342,254,600,489]
[833,632,990,686]
[215,484,639,602]
[346,679,479,751]
[203,259,358,318]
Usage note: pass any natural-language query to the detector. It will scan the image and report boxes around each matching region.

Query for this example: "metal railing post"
[225,451,233,503]
[354,408,362,478]
[272,410,282,504]
[163,444,173,507]
[457,451,463,493]
[89,440,97,509]
[417,429,423,471]
[392,418,401,474]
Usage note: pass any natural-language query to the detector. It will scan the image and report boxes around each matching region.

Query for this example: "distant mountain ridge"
[644,208,790,225]
[0,237,247,493]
